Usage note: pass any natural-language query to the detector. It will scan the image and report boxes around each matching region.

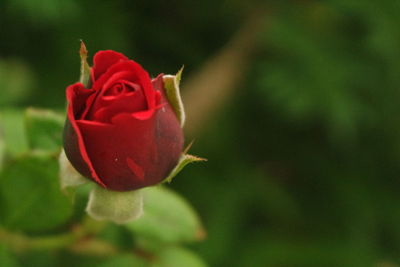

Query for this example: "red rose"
[63,50,184,191]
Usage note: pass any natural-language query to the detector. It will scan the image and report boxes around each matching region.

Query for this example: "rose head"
[63,50,184,191]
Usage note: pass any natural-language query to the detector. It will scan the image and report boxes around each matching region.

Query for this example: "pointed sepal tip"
[79,40,91,87]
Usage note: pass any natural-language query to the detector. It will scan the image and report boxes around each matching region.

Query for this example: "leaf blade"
[126,186,205,244]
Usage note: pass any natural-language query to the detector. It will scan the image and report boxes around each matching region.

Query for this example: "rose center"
[103,81,141,98]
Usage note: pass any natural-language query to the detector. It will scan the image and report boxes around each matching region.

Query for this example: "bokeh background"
[1,0,400,266]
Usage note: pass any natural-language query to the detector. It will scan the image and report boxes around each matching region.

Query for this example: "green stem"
[0,219,157,260]
[23,233,77,251]
[0,227,77,252]
[0,215,109,253]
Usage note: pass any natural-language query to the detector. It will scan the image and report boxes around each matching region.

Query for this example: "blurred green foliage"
[1,0,400,266]
[0,109,206,266]
[0,153,72,231]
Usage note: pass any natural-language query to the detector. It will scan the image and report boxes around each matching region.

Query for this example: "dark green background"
[1,0,400,266]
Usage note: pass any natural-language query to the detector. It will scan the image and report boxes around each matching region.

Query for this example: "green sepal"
[164,153,206,184]
[163,67,185,127]
[79,40,91,87]
[86,185,143,224]
[58,149,88,192]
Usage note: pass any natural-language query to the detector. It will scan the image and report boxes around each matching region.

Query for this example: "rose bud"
[63,48,185,191]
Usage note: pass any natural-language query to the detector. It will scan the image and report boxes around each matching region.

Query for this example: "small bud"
[63,49,184,191]
[60,45,204,223]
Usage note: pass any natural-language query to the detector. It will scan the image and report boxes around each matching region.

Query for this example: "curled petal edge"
[66,85,106,188]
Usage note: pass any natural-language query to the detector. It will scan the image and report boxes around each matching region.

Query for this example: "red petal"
[130,109,155,121]
[92,91,148,123]
[92,60,156,109]
[151,74,166,107]
[92,50,128,81]
[66,82,93,117]
[151,74,164,92]
[64,83,105,187]
[75,116,153,190]
[75,105,183,191]
[126,157,145,180]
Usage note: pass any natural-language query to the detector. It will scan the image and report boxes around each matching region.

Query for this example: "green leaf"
[152,246,207,267]
[0,244,19,267]
[126,186,205,244]
[24,108,64,152]
[0,110,28,156]
[97,223,134,250]
[0,130,5,171]
[16,250,57,267]
[164,153,206,183]
[86,185,143,224]
[163,68,185,127]
[97,255,146,267]
[0,152,73,231]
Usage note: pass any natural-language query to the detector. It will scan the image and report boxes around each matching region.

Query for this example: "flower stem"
[0,216,110,253]
[0,227,77,252]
